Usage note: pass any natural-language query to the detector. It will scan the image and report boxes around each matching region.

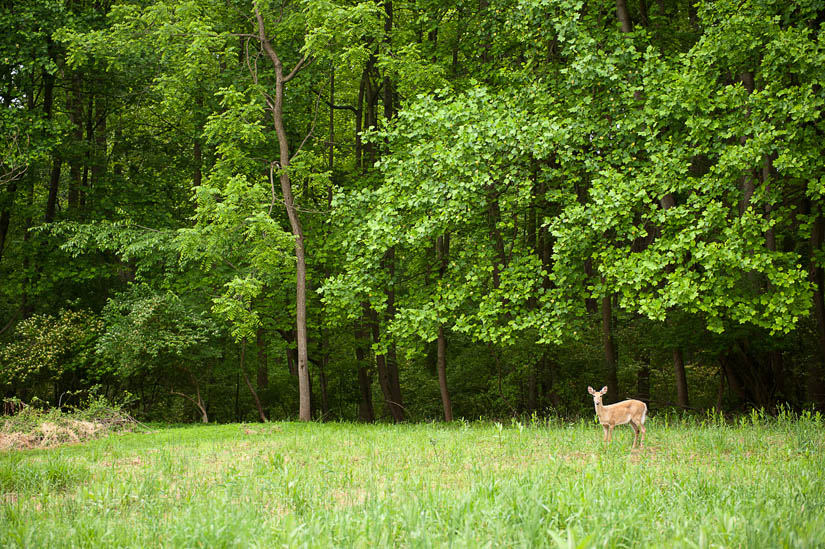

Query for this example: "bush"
[0,309,109,399]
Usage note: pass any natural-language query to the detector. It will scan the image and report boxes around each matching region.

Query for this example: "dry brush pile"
[0,399,139,451]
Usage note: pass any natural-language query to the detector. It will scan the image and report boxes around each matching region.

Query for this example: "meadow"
[1,412,824,548]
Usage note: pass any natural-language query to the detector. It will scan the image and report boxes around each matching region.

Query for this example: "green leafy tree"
[97,285,221,422]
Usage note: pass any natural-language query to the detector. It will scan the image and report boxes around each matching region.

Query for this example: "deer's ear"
[600,386,608,394]
[588,386,595,395]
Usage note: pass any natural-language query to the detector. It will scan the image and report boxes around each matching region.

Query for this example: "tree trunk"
[255,6,311,421]
[636,364,650,403]
[173,368,208,423]
[79,92,94,210]
[739,72,757,221]
[318,349,330,420]
[194,96,203,187]
[479,0,491,64]
[437,325,452,421]
[761,158,786,402]
[235,372,241,421]
[328,67,335,189]
[91,98,107,195]
[808,211,825,410]
[242,371,266,422]
[67,73,83,211]
[354,319,375,422]
[485,188,508,289]
[45,160,61,223]
[451,9,462,76]
[673,347,690,408]
[364,61,378,168]
[21,172,35,317]
[616,0,633,32]
[383,0,394,122]
[527,173,539,412]
[601,293,619,402]
[193,139,202,187]
[687,0,698,29]
[241,339,267,422]
[436,234,453,421]
[378,6,404,418]
[384,248,405,420]
[527,360,539,412]
[355,69,366,170]
[367,305,404,422]
[283,329,298,376]
[720,355,748,406]
[715,366,726,412]
[0,182,14,263]
[43,65,60,224]
[256,327,269,415]
[638,0,649,26]
[357,363,375,422]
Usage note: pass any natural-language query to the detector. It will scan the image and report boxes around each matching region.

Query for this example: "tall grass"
[1,412,823,547]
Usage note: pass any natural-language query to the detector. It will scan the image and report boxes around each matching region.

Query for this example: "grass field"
[1,412,824,548]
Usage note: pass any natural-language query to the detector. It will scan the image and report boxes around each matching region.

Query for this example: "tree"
[251,2,313,421]
[97,285,221,422]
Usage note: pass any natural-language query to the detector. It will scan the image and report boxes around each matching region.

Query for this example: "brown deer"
[588,386,647,449]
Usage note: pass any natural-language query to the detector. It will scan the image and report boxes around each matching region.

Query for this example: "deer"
[587,386,647,449]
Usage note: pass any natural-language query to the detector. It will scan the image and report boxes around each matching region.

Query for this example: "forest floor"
[1,415,823,547]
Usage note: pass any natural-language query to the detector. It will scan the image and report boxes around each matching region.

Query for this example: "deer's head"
[588,386,608,406]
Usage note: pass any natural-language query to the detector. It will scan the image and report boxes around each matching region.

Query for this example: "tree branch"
[290,87,323,161]
[0,306,22,337]
[284,55,311,83]
[253,4,282,74]
[311,88,357,112]
[244,36,260,86]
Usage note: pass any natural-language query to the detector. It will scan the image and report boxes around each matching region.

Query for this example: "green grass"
[1,413,824,548]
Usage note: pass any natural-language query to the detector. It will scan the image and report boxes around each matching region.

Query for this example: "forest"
[2,0,825,423]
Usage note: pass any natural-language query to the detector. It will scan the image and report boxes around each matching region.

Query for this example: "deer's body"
[588,386,647,449]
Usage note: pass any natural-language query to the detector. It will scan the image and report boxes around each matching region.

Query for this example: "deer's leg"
[639,422,646,448]
[629,421,640,448]
[602,425,609,445]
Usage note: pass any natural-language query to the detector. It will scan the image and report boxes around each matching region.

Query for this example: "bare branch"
[170,391,201,407]
[1,132,30,186]
[290,89,323,161]
[132,223,164,233]
[0,164,28,186]
[263,92,276,113]
[244,36,259,85]
[0,306,23,337]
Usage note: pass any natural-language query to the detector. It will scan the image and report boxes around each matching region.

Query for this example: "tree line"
[2,0,824,422]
